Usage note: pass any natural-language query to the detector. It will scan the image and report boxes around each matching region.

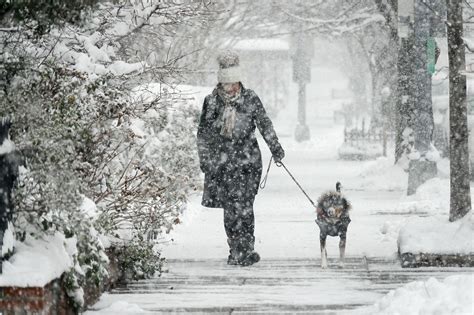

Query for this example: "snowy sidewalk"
[83,86,474,313]
[158,123,409,261]
[86,257,471,314]
[86,122,474,314]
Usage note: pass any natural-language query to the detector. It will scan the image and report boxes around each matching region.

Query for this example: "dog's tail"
[336,182,342,193]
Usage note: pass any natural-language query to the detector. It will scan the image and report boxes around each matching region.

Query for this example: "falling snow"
[0,1,473,314]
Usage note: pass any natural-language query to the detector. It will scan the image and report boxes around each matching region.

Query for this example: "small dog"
[315,182,351,269]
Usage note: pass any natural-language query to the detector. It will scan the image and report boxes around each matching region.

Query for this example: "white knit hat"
[217,50,241,83]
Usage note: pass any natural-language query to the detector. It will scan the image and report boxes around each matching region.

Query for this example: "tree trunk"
[447,0,471,221]
[406,1,438,196]
[374,0,411,164]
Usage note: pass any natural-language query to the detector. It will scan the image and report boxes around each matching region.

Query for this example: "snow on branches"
[0,0,205,308]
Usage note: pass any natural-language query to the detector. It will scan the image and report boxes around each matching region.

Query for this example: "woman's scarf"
[217,85,241,139]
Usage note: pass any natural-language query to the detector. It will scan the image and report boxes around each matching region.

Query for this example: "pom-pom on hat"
[217,50,241,83]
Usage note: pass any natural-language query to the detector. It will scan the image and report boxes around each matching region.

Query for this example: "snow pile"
[358,156,407,191]
[397,177,449,215]
[368,274,473,315]
[398,212,474,255]
[0,232,74,287]
[85,296,150,314]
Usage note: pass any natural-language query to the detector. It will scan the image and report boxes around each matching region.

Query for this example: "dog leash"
[259,156,273,189]
[260,157,317,209]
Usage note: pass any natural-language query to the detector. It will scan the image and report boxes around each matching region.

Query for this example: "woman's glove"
[272,146,285,163]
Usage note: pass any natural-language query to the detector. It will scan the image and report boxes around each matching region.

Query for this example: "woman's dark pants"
[221,165,258,261]
[223,198,255,260]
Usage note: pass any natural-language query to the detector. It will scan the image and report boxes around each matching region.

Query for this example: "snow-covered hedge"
[1,61,199,308]
[0,0,204,310]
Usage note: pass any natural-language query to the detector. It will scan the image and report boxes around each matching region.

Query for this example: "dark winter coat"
[197,85,283,208]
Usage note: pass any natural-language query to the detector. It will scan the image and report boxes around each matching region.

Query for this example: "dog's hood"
[317,191,351,211]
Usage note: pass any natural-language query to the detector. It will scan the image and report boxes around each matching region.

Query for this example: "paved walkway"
[91,257,472,314]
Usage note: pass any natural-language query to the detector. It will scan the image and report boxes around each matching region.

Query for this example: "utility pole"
[291,33,313,142]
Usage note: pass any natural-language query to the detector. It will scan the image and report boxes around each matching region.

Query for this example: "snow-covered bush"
[1,0,204,309]
[116,238,163,281]
[3,61,199,288]
[0,65,111,308]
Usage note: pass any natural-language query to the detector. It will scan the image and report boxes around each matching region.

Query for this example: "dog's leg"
[320,238,328,269]
[339,237,346,268]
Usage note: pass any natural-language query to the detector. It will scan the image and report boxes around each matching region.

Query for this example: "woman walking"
[197,51,285,266]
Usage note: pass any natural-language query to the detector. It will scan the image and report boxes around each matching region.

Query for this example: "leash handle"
[276,161,317,209]
[259,156,273,189]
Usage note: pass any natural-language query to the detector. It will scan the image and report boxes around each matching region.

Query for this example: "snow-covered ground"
[86,68,473,314]
[359,274,474,315]
[86,126,473,313]
[157,139,406,261]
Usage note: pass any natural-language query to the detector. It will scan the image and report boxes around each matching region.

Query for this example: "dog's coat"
[315,185,351,268]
